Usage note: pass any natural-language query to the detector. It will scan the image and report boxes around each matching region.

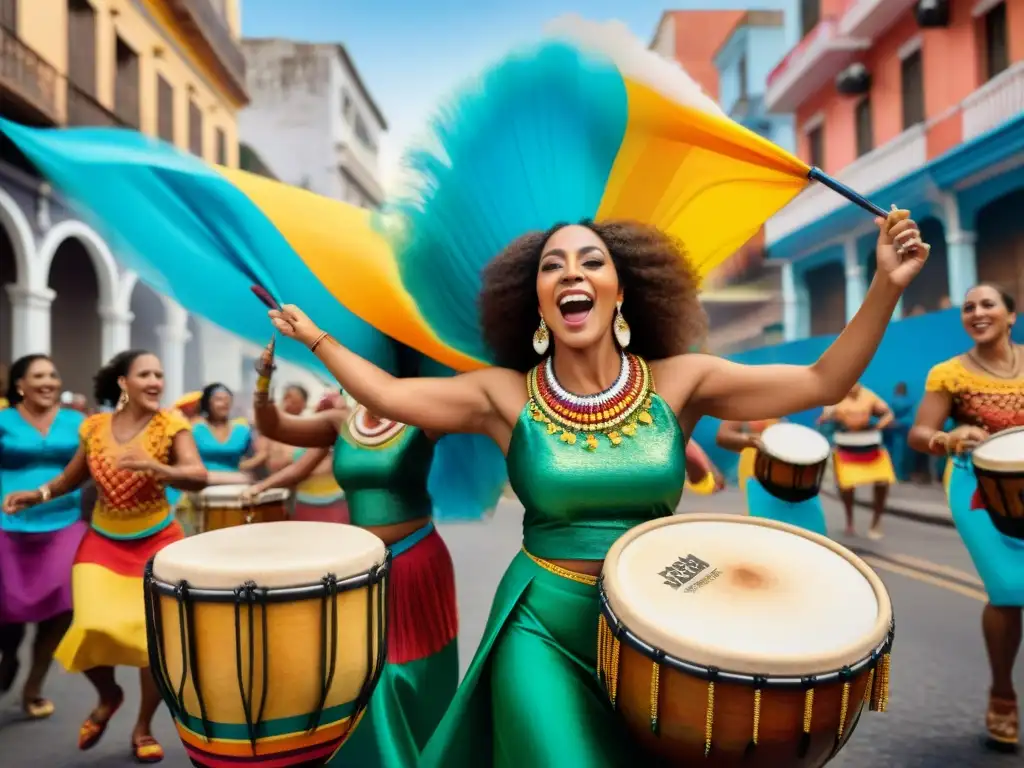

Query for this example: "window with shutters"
[0,0,16,32]
[114,36,140,127]
[807,124,824,168]
[157,76,174,142]
[983,2,1009,81]
[900,49,924,129]
[855,97,873,157]
[189,100,203,157]
[216,128,227,165]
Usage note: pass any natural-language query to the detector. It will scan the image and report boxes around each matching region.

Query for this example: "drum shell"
[753,451,826,503]
[201,500,289,532]
[145,568,387,765]
[973,465,1024,539]
[607,638,872,767]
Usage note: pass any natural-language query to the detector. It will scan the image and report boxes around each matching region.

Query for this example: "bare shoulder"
[649,353,715,410]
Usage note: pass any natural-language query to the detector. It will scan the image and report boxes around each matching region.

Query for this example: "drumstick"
[251,284,280,311]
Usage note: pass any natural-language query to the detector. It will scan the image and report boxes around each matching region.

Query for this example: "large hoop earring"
[532,317,550,356]
[116,388,129,412]
[614,300,631,348]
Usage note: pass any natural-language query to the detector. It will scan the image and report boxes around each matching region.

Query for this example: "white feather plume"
[543,15,727,118]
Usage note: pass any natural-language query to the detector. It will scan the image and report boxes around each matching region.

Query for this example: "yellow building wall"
[16,0,240,168]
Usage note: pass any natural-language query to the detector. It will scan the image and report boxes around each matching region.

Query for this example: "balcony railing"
[839,0,918,41]
[168,0,247,98]
[66,82,127,128]
[0,23,60,124]
[765,124,928,245]
[765,19,868,112]
[962,61,1024,143]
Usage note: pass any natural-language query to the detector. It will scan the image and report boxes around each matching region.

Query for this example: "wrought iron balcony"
[168,0,247,101]
[0,23,60,124]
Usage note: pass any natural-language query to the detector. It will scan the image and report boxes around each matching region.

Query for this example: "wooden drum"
[753,424,830,503]
[598,514,894,767]
[143,522,390,767]
[196,484,290,532]
[972,426,1024,539]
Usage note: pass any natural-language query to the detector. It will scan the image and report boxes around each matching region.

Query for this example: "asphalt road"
[0,489,1020,767]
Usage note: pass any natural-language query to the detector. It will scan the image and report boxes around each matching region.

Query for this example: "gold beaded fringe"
[649,663,661,733]
[596,615,622,706]
[704,681,715,756]
[837,682,851,739]
[751,688,762,746]
[802,688,815,734]
[869,653,891,712]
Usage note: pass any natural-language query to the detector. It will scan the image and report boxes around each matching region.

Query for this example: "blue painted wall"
[693,309,1024,482]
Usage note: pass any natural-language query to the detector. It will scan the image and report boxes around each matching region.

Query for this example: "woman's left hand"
[117,448,162,475]
[874,207,930,289]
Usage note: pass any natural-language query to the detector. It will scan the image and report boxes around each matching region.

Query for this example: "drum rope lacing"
[595,586,894,758]
[234,581,270,749]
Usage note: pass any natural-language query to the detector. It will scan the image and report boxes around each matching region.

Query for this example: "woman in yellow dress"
[909,283,1024,750]
[2,350,207,763]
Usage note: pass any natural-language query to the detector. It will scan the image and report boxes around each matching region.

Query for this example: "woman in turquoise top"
[191,382,265,476]
[247,335,501,768]
[270,206,930,764]
[0,354,86,720]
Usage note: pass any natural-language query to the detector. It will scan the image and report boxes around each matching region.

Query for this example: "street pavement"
[0,488,1021,766]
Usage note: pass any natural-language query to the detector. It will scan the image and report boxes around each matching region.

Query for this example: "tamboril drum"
[196,484,290,532]
[971,426,1024,539]
[754,424,830,503]
[144,522,390,767]
[598,514,894,767]
[833,430,882,450]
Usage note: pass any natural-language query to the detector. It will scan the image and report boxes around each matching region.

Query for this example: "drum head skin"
[602,515,891,677]
[152,521,386,589]
[973,426,1024,472]
[759,423,830,465]
[197,483,290,508]
[833,430,881,448]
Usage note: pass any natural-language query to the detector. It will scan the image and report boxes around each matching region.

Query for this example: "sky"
[241,0,793,191]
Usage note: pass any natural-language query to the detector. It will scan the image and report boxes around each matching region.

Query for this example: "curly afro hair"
[479,220,707,372]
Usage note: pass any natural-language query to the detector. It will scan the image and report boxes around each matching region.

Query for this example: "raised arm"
[269,307,507,439]
[671,209,928,423]
[253,402,345,449]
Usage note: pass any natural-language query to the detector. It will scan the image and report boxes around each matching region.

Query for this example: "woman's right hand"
[269,305,323,348]
[747,434,764,451]
[3,491,40,514]
[240,484,265,504]
[946,425,990,454]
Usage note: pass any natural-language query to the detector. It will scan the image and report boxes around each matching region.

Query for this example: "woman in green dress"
[268,210,929,766]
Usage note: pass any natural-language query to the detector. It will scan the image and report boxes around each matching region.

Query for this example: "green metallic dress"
[328,416,459,768]
[420,375,688,767]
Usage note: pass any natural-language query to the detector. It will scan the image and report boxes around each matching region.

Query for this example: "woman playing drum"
[819,383,896,539]
[246,391,351,523]
[268,203,928,764]
[716,418,779,502]
[2,350,208,763]
[909,283,1024,751]
[247,334,466,768]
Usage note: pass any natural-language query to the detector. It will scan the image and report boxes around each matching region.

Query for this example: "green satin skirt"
[329,640,458,767]
[420,550,633,768]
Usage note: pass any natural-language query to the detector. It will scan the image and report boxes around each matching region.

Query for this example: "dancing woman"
[269,209,928,765]
[819,383,896,538]
[716,417,828,535]
[244,391,350,523]
[909,283,1024,751]
[2,350,207,763]
[246,337,462,768]
[0,355,87,719]
[191,382,266,478]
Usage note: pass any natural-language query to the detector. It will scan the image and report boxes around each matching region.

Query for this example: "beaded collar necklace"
[527,351,654,450]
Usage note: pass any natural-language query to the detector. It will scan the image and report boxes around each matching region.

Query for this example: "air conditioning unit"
[916,0,950,28]
[836,63,871,96]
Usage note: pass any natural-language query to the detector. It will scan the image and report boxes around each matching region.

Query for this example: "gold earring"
[116,388,129,411]
[614,300,631,348]
[16,388,23,398]
[532,317,550,356]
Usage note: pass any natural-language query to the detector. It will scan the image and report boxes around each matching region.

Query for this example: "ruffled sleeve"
[924,358,959,394]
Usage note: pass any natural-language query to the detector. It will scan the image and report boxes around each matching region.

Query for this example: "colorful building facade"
[765,0,1024,339]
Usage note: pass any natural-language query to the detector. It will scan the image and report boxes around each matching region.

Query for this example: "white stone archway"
[35,220,119,308]
[0,184,42,362]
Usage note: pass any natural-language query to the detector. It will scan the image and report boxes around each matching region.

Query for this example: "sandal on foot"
[23,697,55,720]
[78,686,125,750]
[132,735,165,764]
[986,696,1019,750]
